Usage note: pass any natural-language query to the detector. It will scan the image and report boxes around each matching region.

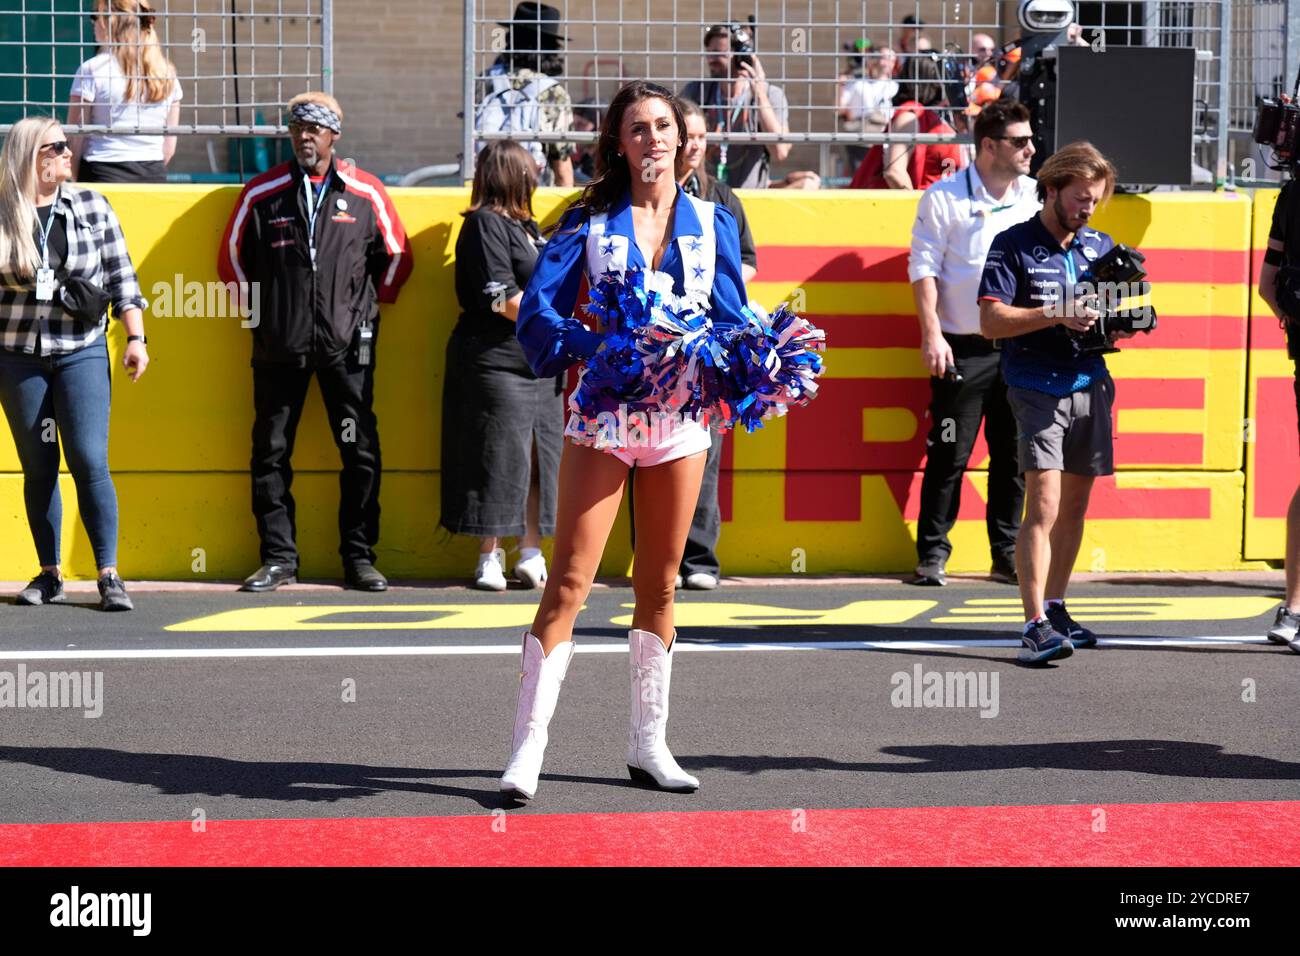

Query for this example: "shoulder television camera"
[1253,97,1300,169]
[1069,244,1157,355]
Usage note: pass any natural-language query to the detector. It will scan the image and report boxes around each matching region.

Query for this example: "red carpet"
[2,800,1295,866]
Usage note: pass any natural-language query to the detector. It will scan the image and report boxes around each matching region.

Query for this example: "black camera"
[934,47,969,113]
[1068,244,1157,355]
[1253,97,1300,167]
[730,19,755,72]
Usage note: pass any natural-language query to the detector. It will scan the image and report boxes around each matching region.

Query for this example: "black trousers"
[627,424,723,578]
[251,356,380,568]
[916,335,1024,564]
[77,159,167,183]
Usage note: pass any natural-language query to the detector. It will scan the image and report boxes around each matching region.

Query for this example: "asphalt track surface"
[0,573,1297,865]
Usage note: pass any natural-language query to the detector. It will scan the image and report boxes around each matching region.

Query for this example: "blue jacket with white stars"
[516,183,751,379]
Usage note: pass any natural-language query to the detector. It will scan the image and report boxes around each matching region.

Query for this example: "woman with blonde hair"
[68,0,182,183]
[0,117,150,610]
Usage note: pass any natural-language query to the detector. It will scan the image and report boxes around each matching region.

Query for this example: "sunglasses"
[995,135,1033,149]
[39,140,70,155]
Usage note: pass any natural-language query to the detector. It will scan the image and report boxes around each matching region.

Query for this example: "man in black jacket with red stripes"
[218,92,413,592]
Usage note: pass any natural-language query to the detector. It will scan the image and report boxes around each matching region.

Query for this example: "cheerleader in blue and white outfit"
[499,81,755,799]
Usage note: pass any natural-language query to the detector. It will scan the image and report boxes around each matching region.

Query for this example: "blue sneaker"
[1047,602,1096,648]
[1018,618,1073,664]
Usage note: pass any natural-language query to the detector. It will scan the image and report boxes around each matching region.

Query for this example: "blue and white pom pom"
[565,270,825,447]
[707,301,827,434]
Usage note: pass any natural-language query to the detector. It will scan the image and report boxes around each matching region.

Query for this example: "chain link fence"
[0,0,332,136]
[464,0,1248,186]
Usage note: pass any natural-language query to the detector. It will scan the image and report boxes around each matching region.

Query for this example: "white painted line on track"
[0,636,1276,661]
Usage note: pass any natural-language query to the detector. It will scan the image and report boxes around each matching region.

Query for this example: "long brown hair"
[675,96,710,195]
[561,80,686,224]
[94,0,176,104]
[464,140,537,222]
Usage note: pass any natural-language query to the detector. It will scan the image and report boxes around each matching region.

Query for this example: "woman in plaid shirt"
[0,117,149,610]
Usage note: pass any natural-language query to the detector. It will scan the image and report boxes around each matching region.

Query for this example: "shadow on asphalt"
[0,746,640,810]
[679,740,1300,779]
[7,736,1296,816]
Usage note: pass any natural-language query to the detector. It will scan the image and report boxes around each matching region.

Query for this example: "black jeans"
[916,335,1023,564]
[627,424,723,578]
[251,356,381,569]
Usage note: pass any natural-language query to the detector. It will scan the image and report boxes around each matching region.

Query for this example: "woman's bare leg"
[530,440,630,654]
[522,436,542,551]
[630,450,708,647]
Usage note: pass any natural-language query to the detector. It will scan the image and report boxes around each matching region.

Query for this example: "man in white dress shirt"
[906,99,1040,586]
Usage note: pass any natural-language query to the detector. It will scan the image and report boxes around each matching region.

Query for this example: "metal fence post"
[1217,0,1230,183]
[462,0,476,185]
[322,0,334,96]
[1289,0,1300,97]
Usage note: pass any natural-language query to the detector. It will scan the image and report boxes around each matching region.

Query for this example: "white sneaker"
[674,575,683,588]
[684,572,718,590]
[1267,606,1299,645]
[514,551,547,589]
[474,552,507,591]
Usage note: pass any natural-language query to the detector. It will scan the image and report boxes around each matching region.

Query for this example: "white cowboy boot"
[626,628,699,792]
[500,632,574,800]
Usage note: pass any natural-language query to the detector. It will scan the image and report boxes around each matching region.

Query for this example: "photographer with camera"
[978,141,1126,664]
[1257,175,1300,653]
[680,22,790,189]
[907,100,1040,587]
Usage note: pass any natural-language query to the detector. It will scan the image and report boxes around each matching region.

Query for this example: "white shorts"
[564,408,711,468]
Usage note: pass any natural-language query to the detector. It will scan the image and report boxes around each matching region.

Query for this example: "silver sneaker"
[1266,606,1299,645]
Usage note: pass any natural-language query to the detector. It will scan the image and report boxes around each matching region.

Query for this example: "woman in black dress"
[440,140,563,590]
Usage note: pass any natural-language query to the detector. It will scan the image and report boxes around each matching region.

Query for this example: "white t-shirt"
[70,52,182,163]
[839,77,898,130]
[907,168,1042,336]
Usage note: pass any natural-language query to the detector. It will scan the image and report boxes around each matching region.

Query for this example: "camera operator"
[680,23,790,189]
[1257,176,1300,653]
[978,141,1126,664]
[907,99,1040,587]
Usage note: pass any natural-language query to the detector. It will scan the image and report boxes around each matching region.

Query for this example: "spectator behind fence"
[839,44,898,175]
[0,117,149,611]
[680,23,791,189]
[67,0,181,184]
[217,92,413,594]
[440,140,562,592]
[624,96,758,592]
[906,100,1039,589]
[894,14,932,74]
[476,2,575,187]
[850,54,966,190]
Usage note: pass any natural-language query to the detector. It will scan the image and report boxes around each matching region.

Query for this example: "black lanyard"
[34,194,59,269]
[302,172,331,271]
[966,168,1018,216]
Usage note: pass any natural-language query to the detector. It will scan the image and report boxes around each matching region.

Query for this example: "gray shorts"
[1007,377,1115,476]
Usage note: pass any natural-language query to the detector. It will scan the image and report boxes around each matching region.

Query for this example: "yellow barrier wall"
[1245,187,1297,559]
[0,186,1267,579]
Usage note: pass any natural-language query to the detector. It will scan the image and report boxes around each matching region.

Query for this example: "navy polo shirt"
[978,213,1114,396]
